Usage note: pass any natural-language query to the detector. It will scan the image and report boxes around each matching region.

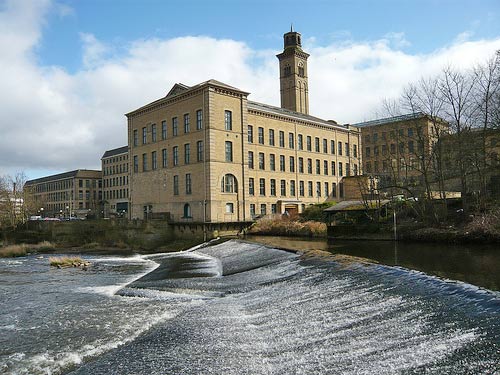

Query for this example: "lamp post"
[66,205,69,220]
[40,207,44,218]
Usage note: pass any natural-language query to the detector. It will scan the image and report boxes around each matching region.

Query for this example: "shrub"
[465,209,500,239]
[249,216,327,237]
[0,244,27,257]
[49,256,90,268]
[300,202,336,222]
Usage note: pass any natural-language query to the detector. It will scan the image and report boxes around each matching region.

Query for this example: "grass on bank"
[49,256,90,268]
[0,241,56,258]
[248,216,327,237]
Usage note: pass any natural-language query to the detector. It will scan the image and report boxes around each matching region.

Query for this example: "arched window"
[284,65,291,77]
[221,174,237,193]
[298,62,305,78]
[183,203,192,218]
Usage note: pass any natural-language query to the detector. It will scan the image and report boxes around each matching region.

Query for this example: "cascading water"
[1,240,499,374]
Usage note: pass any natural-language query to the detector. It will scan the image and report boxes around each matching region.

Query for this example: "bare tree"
[439,66,478,214]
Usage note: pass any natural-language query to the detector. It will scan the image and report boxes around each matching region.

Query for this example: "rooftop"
[102,146,128,159]
[353,112,426,128]
[25,169,101,185]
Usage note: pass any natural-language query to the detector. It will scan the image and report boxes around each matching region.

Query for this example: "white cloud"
[0,1,499,179]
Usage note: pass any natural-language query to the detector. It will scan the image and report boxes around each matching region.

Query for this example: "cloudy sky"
[1,0,499,180]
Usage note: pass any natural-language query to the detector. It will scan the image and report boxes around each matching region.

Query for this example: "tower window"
[298,63,305,78]
[284,65,291,76]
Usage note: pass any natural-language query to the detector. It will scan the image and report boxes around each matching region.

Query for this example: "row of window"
[133,110,204,146]
[103,163,128,176]
[365,128,416,143]
[32,179,101,193]
[133,141,204,172]
[104,189,129,201]
[103,154,128,164]
[247,126,357,157]
[103,175,129,188]
[365,158,421,173]
[248,178,342,198]
[365,141,421,157]
[248,152,359,176]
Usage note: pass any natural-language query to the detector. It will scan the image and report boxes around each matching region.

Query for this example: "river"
[0,239,499,374]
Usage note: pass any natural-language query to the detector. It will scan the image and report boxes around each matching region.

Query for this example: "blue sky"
[0,0,499,180]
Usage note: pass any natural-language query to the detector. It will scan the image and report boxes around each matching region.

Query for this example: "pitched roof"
[25,169,101,185]
[353,112,427,128]
[102,146,128,159]
[248,101,349,131]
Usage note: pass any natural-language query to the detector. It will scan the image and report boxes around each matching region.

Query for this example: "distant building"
[354,112,449,197]
[24,170,102,218]
[101,146,129,218]
[126,29,361,222]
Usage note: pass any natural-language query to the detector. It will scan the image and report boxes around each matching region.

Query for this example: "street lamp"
[66,205,69,220]
[40,207,44,218]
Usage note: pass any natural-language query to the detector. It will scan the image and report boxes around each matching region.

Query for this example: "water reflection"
[247,236,500,291]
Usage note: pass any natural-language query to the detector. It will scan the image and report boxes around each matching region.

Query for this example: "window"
[346,163,350,176]
[226,203,234,214]
[225,141,233,162]
[271,204,277,214]
[316,182,321,197]
[173,175,179,195]
[162,149,167,168]
[151,124,157,142]
[133,155,138,173]
[250,204,256,217]
[332,183,337,197]
[221,174,237,193]
[184,144,190,164]
[259,152,265,170]
[374,146,379,156]
[161,121,167,140]
[259,178,266,196]
[315,159,320,174]
[323,139,327,153]
[408,141,414,153]
[269,129,275,146]
[197,141,203,162]
[172,117,178,136]
[225,110,232,130]
[280,180,286,196]
[183,203,192,218]
[270,154,276,171]
[260,204,267,216]
[142,153,148,171]
[408,128,414,137]
[353,164,358,175]
[289,133,294,149]
[299,181,305,196]
[338,141,342,156]
[279,155,285,171]
[248,151,254,169]
[365,147,371,157]
[249,178,255,195]
[323,160,328,175]
[184,113,190,133]
[307,158,312,174]
[133,130,138,147]
[248,125,253,143]
[298,157,304,173]
[399,142,405,153]
[390,144,396,153]
[152,151,157,170]
[365,134,371,143]
[345,143,350,156]
[289,156,295,172]
[331,161,336,176]
[339,162,343,176]
[142,127,147,144]
[330,140,335,154]
[290,180,296,196]
[373,133,378,142]
[258,127,264,144]
[315,137,320,152]
[298,134,303,150]
[173,146,179,166]
[353,144,357,158]
[186,173,192,194]
[382,145,387,155]
[270,179,276,196]
[196,110,203,130]
[279,131,285,147]
[306,136,312,151]
[365,161,372,173]
[308,181,313,197]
